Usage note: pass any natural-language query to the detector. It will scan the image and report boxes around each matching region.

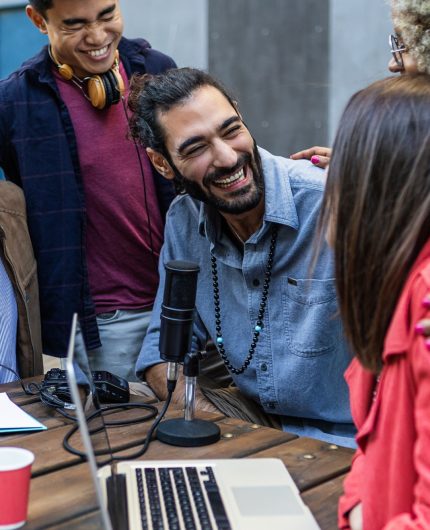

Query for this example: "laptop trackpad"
[232,485,305,517]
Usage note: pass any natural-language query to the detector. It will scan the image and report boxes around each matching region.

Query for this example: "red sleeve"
[383,273,430,529]
[338,447,364,529]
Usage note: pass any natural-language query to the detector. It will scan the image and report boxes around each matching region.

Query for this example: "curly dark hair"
[127,67,238,193]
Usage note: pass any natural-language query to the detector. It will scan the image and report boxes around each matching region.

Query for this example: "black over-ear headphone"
[49,47,125,110]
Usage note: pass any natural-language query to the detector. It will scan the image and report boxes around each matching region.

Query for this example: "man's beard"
[171,142,264,215]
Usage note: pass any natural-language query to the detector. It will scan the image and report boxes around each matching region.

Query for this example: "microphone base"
[156,418,221,447]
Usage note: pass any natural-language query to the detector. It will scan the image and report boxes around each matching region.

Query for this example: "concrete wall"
[208,0,330,156]
[208,0,392,155]
[329,0,392,141]
[121,0,208,69]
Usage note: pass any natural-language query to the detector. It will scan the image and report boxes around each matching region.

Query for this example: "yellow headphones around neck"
[49,47,125,110]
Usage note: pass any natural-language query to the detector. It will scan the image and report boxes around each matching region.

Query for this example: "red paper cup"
[0,447,34,529]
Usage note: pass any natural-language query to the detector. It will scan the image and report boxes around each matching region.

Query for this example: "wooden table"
[0,378,353,529]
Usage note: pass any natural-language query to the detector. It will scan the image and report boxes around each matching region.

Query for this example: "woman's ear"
[146,148,175,180]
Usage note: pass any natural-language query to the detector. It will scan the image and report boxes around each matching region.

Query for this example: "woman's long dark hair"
[319,74,430,373]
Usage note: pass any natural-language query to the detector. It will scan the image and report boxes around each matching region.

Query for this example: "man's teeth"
[216,168,245,188]
[87,46,108,57]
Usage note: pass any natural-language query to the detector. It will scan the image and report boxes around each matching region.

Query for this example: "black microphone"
[159,260,200,391]
[156,260,221,447]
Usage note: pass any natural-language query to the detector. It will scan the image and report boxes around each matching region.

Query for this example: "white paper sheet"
[0,392,46,433]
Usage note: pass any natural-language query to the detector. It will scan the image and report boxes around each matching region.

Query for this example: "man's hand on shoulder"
[144,363,219,414]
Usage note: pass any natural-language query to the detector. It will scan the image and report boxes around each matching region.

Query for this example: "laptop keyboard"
[135,466,232,530]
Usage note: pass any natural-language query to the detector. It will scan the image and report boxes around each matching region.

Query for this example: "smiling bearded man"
[171,146,264,216]
[130,67,356,448]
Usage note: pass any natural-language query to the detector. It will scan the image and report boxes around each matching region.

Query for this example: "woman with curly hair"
[389,0,430,74]
[322,74,430,529]
[292,0,430,164]
[292,0,430,345]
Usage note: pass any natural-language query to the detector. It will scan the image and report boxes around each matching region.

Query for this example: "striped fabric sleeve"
[0,258,18,383]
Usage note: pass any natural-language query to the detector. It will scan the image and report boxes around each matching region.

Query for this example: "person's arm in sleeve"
[135,208,218,413]
[139,302,218,413]
[0,96,16,184]
[383,279,430,529]
[338,448,364,530]
[136,276,217,412]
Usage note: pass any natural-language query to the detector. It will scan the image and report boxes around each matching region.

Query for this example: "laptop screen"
[66,314,113,467]
[65,313,113,529]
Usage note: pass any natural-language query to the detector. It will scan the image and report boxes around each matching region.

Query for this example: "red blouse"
[338,239,430,529]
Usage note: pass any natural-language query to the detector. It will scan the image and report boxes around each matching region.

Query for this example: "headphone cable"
[121,96,158,273]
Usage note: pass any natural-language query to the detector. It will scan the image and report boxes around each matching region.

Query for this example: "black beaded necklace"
[210,224,279,375]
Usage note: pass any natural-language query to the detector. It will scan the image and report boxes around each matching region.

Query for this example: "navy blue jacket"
[0,37,176,357]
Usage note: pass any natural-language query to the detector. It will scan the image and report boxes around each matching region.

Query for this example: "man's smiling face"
[155,85,264,215]
[27,0,124,78]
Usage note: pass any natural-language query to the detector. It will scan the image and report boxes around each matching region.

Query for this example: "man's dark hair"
[128,67,238,161]
[29,0,53,17]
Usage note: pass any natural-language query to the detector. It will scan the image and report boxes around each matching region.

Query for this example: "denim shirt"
[137,148,354,444]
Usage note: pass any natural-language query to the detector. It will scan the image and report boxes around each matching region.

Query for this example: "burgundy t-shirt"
[55,63,164,312]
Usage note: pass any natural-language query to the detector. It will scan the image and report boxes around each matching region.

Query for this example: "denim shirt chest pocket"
[281,277,340,356]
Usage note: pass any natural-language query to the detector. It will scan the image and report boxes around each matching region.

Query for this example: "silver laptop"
[66,313,320,530]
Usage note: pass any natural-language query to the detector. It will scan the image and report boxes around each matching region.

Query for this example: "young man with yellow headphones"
[0,0,176,381]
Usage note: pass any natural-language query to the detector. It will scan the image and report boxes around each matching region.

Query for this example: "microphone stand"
[156,352,221,447]
[184,353,198,421]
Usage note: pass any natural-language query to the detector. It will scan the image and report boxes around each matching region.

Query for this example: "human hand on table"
[145,363,219,414]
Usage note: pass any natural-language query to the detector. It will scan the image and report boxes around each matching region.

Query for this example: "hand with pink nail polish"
[415,296,430,338]
[290,146,332,169]
[416,320,430,336]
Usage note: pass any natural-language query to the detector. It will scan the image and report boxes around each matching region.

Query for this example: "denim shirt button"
[252,278,260,287]
[261,363,268,372]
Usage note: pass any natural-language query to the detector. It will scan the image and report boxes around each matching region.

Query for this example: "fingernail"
[422,298,430,309]
[415,323,425,334]
[311,155,320,165]
[426,339,430,352]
